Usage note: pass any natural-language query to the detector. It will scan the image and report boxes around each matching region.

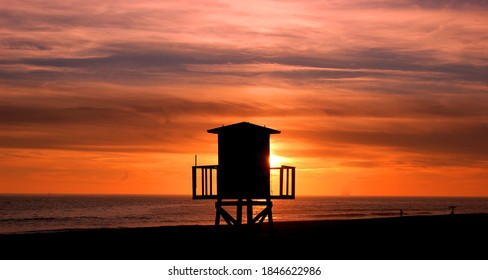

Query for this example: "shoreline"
[1,213,487,260]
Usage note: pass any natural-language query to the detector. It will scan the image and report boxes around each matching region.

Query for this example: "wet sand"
[1,213,487,260]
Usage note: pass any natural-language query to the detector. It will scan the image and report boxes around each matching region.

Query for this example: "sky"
[1,0,488,196]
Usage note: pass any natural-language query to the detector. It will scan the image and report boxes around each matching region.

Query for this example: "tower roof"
[207,121,281,135]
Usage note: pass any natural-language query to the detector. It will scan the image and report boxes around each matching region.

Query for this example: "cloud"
[324,124,488,157]
[1,0,488,194]
[0,90,298,152]
[2,0,488,97]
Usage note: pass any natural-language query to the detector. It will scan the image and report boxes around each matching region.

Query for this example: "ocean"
[1,194,488,234]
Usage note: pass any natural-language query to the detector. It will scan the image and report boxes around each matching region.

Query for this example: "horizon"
[1,1,488,197]
[2,192,488,199]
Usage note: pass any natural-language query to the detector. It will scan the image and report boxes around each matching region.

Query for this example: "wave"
[0,216,105,223]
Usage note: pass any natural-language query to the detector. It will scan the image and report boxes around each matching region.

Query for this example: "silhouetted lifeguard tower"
[192,122,295,226]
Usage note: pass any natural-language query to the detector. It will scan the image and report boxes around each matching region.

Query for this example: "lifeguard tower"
[192,121,295,226]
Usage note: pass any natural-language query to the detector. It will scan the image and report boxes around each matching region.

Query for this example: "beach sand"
[1,213,487,260]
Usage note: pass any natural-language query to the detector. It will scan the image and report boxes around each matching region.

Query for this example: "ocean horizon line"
[2,193,488,198]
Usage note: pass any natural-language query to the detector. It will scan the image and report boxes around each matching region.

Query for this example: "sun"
[269,154,287,167]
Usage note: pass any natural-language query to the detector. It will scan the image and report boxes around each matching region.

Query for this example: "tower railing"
[270,165,295,199]
[192,165,295,199]
[192,165,218,199]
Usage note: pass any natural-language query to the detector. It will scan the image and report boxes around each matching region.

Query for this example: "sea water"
[1,194,487,234]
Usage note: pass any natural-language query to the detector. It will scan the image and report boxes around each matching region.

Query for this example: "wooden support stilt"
[236,198,242,225]
[215,199,221,226]
[267,199,273,224]
[214,198,274,228]
[247,199,253,225]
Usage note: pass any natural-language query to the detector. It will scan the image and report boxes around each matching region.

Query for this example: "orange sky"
[1,0,488,196]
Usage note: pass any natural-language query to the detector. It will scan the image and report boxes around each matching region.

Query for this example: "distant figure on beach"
[449,206,456,215]
[399,209,404,217]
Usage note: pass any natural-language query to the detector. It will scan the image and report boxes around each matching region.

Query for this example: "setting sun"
[269,154,287,167]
